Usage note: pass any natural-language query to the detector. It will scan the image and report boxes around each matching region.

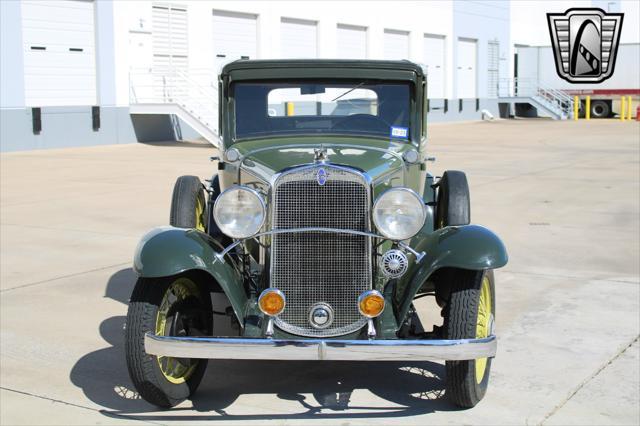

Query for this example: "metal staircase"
[498,78,574,120]
[129,67,220,146]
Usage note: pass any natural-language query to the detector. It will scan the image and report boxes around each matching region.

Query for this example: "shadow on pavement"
[140,140,214,149]
[71,268,456,422]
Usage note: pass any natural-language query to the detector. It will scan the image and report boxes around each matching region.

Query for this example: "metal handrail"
[498,77,573,118]
[173,68,218,105]
[129,65,219,133]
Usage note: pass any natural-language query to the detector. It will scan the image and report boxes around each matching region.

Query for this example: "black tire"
[590,100,610,119]
[170,176,206,231]
[444,269,495,408]
[125,276,212,407]
[435,171,470,228]
[206,175,225,239]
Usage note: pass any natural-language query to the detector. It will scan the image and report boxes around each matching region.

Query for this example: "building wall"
[2,0,514,152]
[0,0,26,109]
[1,0,137,152]
[1,106,137,152]
[453,1,510,99]
[517,43,640,91]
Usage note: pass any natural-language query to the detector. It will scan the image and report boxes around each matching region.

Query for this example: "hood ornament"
[314,146,328,162]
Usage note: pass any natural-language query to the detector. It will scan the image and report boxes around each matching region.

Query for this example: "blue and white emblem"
[316,168,327,186]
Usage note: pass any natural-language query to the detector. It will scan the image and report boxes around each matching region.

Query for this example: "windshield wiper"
[331,81,366,102]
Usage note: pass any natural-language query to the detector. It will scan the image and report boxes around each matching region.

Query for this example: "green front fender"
[395,224,508,325]
[133,226,247,323]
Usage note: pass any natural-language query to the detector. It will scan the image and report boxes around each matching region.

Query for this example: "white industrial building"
[1,0,638,151]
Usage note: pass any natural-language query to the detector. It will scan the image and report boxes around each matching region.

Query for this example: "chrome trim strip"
[268,162,374,188]
[144,333,497,361]
[236,143,407,183]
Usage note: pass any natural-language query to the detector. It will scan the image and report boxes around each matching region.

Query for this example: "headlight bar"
[213,227,426,264]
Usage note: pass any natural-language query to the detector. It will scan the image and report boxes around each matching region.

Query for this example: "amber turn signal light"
[358,290,385,318]
[258,289,286,316]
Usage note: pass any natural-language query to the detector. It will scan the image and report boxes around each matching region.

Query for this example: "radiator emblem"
[317,168,327,186]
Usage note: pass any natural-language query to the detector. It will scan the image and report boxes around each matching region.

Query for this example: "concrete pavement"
[1,119,638,425]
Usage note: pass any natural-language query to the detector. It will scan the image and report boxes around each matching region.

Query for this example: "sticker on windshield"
[390,126,409,139]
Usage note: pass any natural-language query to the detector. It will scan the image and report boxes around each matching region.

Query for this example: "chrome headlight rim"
[213,185,266,239]
[372,187,427,241]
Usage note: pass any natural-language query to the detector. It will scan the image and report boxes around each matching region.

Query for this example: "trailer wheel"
[591,100,610,119]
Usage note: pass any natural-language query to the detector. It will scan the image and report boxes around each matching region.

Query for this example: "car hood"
[230,136,413,183]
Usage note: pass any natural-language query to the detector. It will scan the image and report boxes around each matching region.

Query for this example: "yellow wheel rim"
[475,275,492,383]
[155,278,200,384]
[195,195,206,232]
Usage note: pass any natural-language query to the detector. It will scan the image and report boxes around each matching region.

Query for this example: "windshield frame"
[228,78,418,144]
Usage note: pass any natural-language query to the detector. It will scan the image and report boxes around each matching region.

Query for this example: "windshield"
[233,80,412,140]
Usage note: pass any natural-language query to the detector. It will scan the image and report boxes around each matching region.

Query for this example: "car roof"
[221,59,425,81]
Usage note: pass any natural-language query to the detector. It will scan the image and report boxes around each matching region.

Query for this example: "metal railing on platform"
[498,77,574,119]
[129,67,219,134]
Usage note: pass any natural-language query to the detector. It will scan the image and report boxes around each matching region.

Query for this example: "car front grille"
[270,165,371,337]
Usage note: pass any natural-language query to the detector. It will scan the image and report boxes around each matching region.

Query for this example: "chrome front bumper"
[144,333,497,361]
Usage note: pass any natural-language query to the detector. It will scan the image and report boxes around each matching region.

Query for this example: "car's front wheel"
[125,275,212,407]
[443,269,495,408]
[170,175,207,232]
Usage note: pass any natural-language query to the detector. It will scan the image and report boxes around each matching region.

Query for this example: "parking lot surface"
[1,119,639,425]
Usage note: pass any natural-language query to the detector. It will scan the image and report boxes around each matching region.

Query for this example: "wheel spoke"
[475,275,492,383]
[154,277,203,384]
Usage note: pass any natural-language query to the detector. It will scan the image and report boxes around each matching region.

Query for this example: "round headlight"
[213,186,265,239]
[372,188,426,240]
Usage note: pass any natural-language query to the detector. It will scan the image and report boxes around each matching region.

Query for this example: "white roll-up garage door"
[21,0,97,106]
[456,38,477,98]
[212,10,257,72]
[281,18,317,58]
[152,3,188,73]
[383,29,410,60]
[487,40,500,98]
[424,34,446,99]
[337,24,367,59]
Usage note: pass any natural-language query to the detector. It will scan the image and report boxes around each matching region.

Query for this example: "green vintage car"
[125,59,508,409]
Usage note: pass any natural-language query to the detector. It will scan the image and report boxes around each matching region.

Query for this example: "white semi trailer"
[515,43,639,118]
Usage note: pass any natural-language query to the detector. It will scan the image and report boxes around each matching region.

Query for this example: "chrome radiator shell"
[270,165,371,337]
